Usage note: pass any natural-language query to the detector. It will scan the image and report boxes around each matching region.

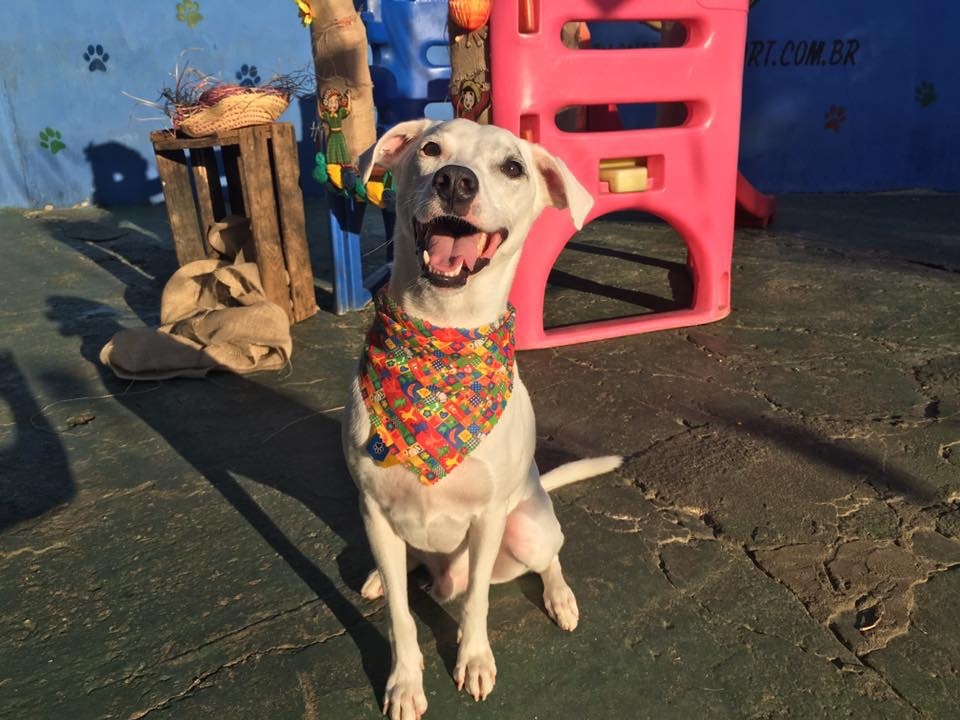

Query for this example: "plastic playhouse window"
[555,103,689,133]
[424,43,450,67]
[567,20,690,50]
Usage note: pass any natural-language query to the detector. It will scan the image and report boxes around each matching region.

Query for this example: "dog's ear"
[359,119,437,184]
[531,146,594,230]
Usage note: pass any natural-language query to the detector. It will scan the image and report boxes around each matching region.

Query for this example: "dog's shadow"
[408,577,461,677]
[42,294,471,703]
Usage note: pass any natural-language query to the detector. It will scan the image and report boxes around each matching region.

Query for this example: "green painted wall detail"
[176,0,203,29]
[39,128,66,154]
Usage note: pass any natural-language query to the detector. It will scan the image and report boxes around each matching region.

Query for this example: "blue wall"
[0,1,957,208]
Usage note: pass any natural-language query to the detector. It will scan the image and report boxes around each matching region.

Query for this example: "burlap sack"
[100,261,292,380]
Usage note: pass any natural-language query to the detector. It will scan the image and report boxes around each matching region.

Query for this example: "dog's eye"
[421,141,442,157]
[500,159,525,179]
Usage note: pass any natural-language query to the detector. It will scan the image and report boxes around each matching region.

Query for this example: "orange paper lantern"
[449,0,492,32]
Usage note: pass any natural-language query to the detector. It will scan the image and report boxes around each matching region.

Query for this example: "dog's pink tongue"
[426,233,482,272]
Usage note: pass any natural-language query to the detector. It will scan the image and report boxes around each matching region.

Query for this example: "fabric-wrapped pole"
[448,0,492,124]
[308,0,376,165]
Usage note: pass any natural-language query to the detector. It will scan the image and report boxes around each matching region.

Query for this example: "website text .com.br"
[746,38,861,68]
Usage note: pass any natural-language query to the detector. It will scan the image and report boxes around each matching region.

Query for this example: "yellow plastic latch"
[599,158,649,193]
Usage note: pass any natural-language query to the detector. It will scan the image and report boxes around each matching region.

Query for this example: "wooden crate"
[150,123,318,324]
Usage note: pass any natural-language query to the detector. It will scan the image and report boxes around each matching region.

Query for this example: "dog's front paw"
[454,645,497,702]
[361,569,384,600]
[544,583,580,631]
[383,664,427,720]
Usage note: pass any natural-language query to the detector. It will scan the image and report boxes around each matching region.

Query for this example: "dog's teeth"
[422,249,430,266]
[434,261,464,278]
[476,233,487,253]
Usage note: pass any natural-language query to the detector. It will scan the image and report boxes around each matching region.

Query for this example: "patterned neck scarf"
[359,291,515,485]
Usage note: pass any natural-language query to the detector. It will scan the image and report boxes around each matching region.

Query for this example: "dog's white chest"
[361,458,494,553]
[345,374,537,554]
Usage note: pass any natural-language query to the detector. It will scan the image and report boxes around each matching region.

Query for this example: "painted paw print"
[83,44,109,72]
[823,104,846,132]
[176,0,204,28]
[915,81,937,108]
[236,64,261,87]
[39,127,66,155]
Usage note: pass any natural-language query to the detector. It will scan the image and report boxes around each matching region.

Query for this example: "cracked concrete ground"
[1,194,958,719]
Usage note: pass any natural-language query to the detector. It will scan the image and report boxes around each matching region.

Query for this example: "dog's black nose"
[433,165,478,212]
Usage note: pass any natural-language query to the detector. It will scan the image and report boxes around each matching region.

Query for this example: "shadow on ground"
[39,288,480,707]
[44,293,392,690]
[0,352,75,529]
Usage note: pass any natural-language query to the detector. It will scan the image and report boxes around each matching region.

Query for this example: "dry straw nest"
[174,85,290,137]
[151,65,311,138]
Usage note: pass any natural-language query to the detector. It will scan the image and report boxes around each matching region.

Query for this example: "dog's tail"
[540,455,623,493]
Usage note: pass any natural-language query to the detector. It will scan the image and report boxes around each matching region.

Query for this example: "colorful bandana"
[359,291,515,485]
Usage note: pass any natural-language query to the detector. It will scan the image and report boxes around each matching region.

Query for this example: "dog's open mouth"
[414,216,507,288]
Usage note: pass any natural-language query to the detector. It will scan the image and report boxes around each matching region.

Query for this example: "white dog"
[342,118,621,719]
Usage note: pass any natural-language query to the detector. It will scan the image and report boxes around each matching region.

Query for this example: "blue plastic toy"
[324,0,452,313]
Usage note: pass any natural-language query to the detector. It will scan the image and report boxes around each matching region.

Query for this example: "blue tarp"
[0,2,315,208]
[740,1,959,192]
[0,1,957,207]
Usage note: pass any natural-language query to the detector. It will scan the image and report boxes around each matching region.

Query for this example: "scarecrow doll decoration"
[453,77,491,123]
[319,88,352,165]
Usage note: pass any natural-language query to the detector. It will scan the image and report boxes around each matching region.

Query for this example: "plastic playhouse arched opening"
[541,211,693,331]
